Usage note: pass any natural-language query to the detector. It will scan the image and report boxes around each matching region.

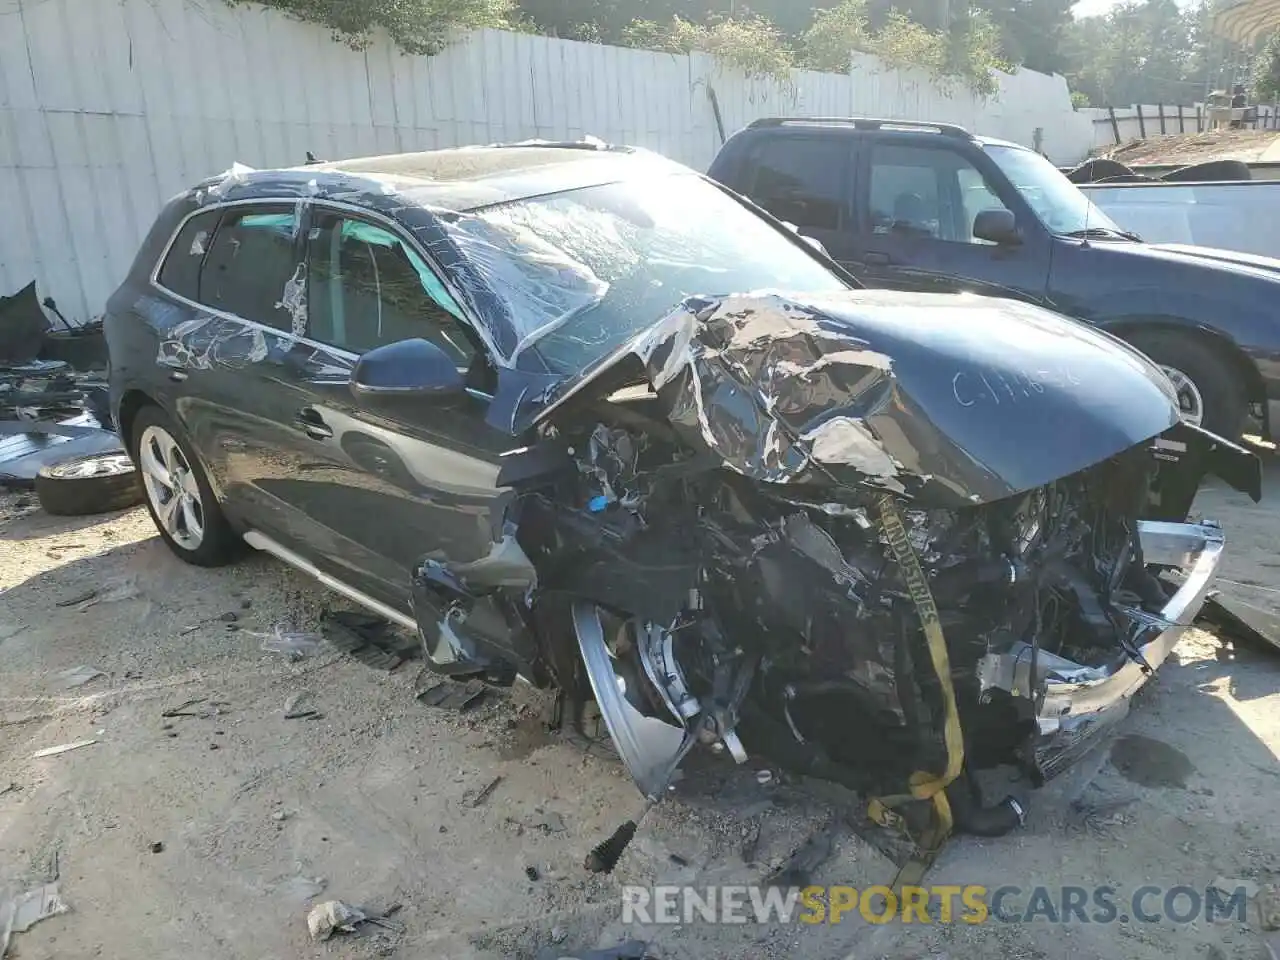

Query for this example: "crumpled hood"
[536,290,1181,507]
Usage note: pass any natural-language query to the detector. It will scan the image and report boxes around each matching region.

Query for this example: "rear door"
[849,138,1051,301]
[155,203,311,528]
[733,135,860,265]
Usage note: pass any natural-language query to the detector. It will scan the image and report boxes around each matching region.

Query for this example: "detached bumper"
[978,519,1225,779]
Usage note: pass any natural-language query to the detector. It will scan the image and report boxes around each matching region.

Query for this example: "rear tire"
[1124,331,1247,439]
[131,405,242,567]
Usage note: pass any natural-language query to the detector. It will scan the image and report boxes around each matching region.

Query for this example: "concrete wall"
[0,0,1094,321]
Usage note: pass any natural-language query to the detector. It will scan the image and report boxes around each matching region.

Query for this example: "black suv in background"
[708,117,1280,441]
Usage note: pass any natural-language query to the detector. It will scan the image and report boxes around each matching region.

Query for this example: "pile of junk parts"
[0,281,143,515]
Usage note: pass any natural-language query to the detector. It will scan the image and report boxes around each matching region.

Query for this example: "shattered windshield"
[441,173,852,375]
[986,144,1123,236]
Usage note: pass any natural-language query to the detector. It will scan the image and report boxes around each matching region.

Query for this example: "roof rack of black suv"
[746,117,974,139]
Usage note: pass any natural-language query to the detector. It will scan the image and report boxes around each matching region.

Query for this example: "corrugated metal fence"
[0,0,1093,322]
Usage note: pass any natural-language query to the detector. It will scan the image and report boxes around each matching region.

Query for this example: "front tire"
[1125,331,1247,438]
[131,405,241,567]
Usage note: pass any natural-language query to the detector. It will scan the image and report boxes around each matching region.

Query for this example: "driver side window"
[868,144,1012,245]
[306,212,475,362]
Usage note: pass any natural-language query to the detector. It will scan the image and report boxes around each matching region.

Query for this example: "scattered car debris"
[1199,589,1280,654]
[416,678,487,711]
[0,281,51,364]
[529,810,567,833]
[0,413,126,492]
[0,881,69,955]
[30,739,98,759]
[320,610,417,671]
[305,899,403,941]
[161,698,207,718]
[55,588,97,608]
[76,576,140,610]
[764,820,840,889]
[256,625,323,660]
[271,809,290,822]
[466,775,503,808]
[525,865,540,881]
[307,900,366,941]
[54,665,104,690]
[283,692,319,720]
[149,841,164,854]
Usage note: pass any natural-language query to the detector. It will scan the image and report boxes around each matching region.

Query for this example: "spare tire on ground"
[34,451,145,516]
[1067,158,1135,183]
[1161,159,1253,182]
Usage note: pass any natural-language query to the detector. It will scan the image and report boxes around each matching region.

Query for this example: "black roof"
[195,142,693,214]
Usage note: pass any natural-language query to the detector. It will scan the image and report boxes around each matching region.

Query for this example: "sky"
[1071,0,1197,20]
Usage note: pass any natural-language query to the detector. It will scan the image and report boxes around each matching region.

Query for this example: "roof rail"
[746,117,973,139]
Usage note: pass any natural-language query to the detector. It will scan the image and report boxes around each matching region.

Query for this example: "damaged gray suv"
[106,143,1260,855]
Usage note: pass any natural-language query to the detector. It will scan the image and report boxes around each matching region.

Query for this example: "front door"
[850,139,1051,302]
[253,208,517,613]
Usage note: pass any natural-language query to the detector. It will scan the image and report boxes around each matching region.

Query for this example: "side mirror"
[973,208,1021,246]
[350,338,465,401]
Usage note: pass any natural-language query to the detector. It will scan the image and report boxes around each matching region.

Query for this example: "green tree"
[968,0,1074,75]
[1065,0,1204,106]
[233,0,515,54]
[1252,32,1280,101]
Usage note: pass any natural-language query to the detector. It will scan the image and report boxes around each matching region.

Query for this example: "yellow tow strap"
[869,493,966,892]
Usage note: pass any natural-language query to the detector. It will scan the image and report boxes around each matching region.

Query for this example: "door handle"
[293,408,333,440]
[863,251,891,265]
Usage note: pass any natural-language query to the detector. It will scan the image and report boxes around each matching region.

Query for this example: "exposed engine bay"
[410,291,1261,850]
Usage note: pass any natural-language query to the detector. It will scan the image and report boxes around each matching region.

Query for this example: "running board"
[242,530,417,632]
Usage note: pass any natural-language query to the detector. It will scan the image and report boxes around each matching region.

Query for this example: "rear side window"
[746,138,849,231]
[156,211,221,301]
[200,205,304,333]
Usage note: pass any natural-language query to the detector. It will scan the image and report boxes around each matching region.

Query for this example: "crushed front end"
[409,290,1262,841]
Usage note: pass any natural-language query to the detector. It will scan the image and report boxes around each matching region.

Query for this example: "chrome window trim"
[147,194,496,402]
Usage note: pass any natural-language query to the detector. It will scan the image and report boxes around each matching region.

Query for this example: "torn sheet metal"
[528,291,1184,508]
[0,281,51,364]
[0,412,124,487]
[1199,587,1280,653]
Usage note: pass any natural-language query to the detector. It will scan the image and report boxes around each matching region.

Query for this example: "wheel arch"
[115,388,157,455]
[1105,319,1265,407]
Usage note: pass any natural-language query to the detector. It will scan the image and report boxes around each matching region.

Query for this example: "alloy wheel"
[138,424,205,550]
[1160,365,1204,428]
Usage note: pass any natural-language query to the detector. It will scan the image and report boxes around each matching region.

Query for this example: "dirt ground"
[2,466,1279,960]
[1101,129,1280,166]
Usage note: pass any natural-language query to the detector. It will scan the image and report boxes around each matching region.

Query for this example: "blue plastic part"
[587,494,612,513]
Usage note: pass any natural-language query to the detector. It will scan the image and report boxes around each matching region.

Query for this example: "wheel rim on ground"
[46,453,136,479]
[138,424,205,550]
[1160,365,1205,428]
